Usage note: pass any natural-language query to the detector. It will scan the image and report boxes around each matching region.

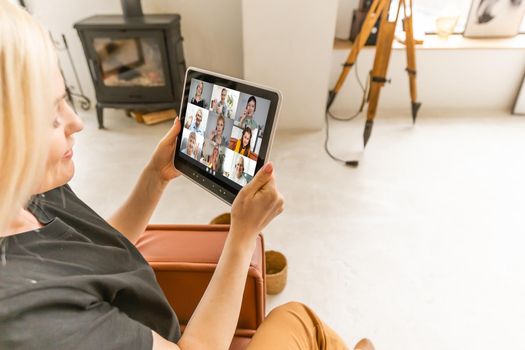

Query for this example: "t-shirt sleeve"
[1,300,153,350]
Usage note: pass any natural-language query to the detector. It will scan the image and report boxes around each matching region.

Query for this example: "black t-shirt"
[190,97,205,108]
[0,185,181,349]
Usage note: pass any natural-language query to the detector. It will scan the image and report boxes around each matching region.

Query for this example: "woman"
[233,127,252,157]
[208,114,227,146]
[239,95,258,130]
[0,3,373,350]
[190,81,205,108]
[206,143,221,172]
[211,87,228,116]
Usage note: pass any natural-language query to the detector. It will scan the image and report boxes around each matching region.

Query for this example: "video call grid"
[181,78,271,187]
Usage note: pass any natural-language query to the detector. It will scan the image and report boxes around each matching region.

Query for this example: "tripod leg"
[363,5,397,147]
[403,0,421,123]
[327,0,389,110]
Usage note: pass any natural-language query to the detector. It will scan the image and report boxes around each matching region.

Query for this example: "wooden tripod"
[327,0,421,147]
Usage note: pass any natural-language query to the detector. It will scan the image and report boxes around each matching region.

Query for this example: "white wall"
[26,0,244,108]
[335,0,359,39]
[242,0,339,130]
[330,45,525,115]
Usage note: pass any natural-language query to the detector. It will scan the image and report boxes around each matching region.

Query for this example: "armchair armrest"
[135,224,266,338]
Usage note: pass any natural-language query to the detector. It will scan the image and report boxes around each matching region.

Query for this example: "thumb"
[163,117,181,145]
[244,162,274,194]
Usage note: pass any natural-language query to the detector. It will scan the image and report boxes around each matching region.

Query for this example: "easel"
[327,0,421,147]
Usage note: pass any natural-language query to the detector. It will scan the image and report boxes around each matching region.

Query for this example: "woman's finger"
[243,162,274,196]
[162,117,181,146]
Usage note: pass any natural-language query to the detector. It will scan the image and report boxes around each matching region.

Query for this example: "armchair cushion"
[135,224,266,348]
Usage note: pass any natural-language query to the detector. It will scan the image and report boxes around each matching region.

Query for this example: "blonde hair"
[0,1,57,233]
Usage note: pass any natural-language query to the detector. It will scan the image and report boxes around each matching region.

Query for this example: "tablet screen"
[178,74,276,193]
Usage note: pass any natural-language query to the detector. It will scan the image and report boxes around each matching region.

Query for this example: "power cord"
[324,58,370,167]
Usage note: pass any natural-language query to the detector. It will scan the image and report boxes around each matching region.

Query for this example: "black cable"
[324,111,360,167]
[324,58,370,167]
[328,59,368,121]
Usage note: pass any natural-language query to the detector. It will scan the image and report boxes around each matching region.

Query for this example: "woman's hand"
[147,117,182,183]
[230,162,284,246]
[184,116,192,129]
[209,129,217,141]
[239,109,247,124]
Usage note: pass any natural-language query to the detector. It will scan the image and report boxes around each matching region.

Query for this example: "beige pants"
[247,302,349,350]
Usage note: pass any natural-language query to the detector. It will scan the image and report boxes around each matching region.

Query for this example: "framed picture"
[512,70,525,115]
[8,0,26,8]
[464,0,525,38]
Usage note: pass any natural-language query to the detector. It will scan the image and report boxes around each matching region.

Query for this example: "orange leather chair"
[135,224,266,350]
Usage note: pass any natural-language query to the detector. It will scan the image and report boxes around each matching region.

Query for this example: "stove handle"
[88,58,99,83]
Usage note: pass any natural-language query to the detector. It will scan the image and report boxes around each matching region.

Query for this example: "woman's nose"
[65,105,84,135]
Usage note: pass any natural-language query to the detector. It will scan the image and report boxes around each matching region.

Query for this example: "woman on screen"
[190,80,205,108]
[239,95,258,130]
[211,87,228,116]
[208,143,221,172]
[234,126,252,157]
[208,114,227,146]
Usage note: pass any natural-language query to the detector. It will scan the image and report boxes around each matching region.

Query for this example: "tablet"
[174,67,282,204]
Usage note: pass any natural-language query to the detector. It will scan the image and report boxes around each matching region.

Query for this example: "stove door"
[83,29,174,103]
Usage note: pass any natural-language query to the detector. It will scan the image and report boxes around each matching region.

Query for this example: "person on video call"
[211,87,228,116]
[191,81,206,108]
[181,131,199,159]
[188,109,204,135]
[211,144,222,172]
[208,114,227,146]
[230,156,248,186]
[234,126,252,157]
[239,95,258,130]
[0,3,375,349]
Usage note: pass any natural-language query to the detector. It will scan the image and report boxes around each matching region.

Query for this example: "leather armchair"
[135,224,266,350]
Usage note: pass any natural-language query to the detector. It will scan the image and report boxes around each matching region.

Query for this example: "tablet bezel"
[173,67,282,204]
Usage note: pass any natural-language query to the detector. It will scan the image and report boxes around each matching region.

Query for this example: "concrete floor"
[71,108,525,350]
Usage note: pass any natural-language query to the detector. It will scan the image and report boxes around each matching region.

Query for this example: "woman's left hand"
[148,117,182,183]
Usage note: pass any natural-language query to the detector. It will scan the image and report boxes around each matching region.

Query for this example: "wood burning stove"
[74,1,186,128]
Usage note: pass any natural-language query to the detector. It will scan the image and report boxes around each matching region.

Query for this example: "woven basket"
[209,213,231,225]
[265,250,287,295]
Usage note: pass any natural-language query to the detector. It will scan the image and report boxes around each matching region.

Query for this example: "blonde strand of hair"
[0,0,57,234]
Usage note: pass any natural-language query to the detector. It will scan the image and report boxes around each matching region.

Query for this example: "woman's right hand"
[230,162,284,246]
[239,109,246,124]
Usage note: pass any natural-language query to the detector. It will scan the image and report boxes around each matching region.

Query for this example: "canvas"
[464,0,525,37]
